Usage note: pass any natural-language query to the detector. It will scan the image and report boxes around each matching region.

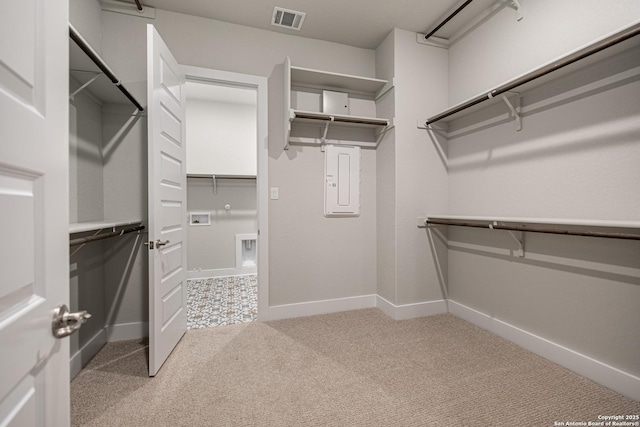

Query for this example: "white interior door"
[0,1,70,426]
[147,24,188,376]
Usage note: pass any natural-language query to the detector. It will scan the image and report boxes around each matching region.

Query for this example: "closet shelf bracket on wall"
[501,93,521,131]
[69,72,102,101]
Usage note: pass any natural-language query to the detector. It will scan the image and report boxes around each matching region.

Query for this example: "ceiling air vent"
[272,7,306,31]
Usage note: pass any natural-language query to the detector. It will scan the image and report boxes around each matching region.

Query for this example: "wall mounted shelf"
[419,214,640,241]
[69,220,144,234]
[69,220,145,249]
[424,21,640,128]
[284,57,393,150]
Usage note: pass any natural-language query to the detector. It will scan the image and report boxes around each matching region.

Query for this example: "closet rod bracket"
[69,73,102,101]
[501,93,522,131]
[491,221,525,257]
[320,116,334,152]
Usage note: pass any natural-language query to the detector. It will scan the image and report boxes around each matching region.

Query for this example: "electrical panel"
[324,145,360,217]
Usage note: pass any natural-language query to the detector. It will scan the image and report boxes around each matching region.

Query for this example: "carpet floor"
[71,309,639,426]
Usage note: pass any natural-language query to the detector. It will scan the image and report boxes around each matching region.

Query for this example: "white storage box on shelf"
[283,57,394,150]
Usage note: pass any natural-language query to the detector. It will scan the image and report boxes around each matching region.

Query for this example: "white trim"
[259,294,377,321]
[70,328,107,379]
[376,295,448,320]
[259,294,450,322]
[106,321,148,342]
[448,300,640,401]
[181,65,269,324]
[187,267,257,279]
[235,233,257,269]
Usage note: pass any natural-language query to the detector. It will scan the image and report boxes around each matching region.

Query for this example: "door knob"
[155,239,170,248]
[52,304,91,339]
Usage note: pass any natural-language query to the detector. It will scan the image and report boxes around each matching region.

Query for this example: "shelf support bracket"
[375,123,393,148]
[69,73,102,101]
[320,117,334,152]
[491,221,525,257]
[508,0,524,21]
[501,93,522,131]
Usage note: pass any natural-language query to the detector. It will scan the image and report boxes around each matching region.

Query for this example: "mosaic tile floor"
[187,274,258,330]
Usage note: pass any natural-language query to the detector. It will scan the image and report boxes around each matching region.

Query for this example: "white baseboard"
[376,295,448,320]
[188,267,257,279]
[106,321,148,342]
[448,300,640,401]
[259,294,378,321]
[70,328,107,380]
[260,294,450,322]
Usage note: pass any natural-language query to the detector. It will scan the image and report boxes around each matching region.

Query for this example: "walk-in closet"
[68,24,147,379]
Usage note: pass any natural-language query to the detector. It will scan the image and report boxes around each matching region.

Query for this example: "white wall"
[442,0,640,381]
[186,97,256,176]
[375,31,397,303]
[100,8,379,309]
[69,0,102,53]
[187,178,257,271]
[374,29,449,307]
[393,29,449,305]
[69,0,148,364]
[68,82,106,376]
[101,103,148,336]
[448,0,640,104]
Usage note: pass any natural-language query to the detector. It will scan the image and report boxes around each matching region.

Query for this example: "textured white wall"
[375,31,397,303]
[448,0,640,104]
[68,86,106,362]
[69,0,102,53]
[101,103,148,329]
[187,178,257,271]
[444,1,640,377]
[390,29,450,305]
[100,8,378,308]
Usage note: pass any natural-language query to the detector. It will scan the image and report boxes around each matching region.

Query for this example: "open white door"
[147,24,188,376]
[0,1,70,426]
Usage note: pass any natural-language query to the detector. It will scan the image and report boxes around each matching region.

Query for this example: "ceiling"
[141,0,497,49]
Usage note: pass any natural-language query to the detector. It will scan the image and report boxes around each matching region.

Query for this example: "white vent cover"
[272,7,306,31]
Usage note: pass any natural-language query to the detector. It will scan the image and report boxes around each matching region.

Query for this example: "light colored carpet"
[71,309,639,426]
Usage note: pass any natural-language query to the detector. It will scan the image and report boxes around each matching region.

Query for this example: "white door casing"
[181,65,269,320]
[0,1,70,426]
[147,24,188,376]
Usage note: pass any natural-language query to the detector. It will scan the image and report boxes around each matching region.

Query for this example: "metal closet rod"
[426,23,640,125]
[424,0,474,40]
[134,0,143,11]
[426,219,640,241]
[69,24,144,112]
[70,225,146,247]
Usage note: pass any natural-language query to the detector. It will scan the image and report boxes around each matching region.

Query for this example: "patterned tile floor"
[187,274,258,330]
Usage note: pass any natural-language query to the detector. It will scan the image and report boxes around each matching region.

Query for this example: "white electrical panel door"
[325,145,360,216]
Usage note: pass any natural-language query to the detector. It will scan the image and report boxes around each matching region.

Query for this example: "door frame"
[181,66,269,319]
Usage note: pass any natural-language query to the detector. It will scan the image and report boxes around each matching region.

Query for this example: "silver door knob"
[155,239,170,248]
[52,304,91,339]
